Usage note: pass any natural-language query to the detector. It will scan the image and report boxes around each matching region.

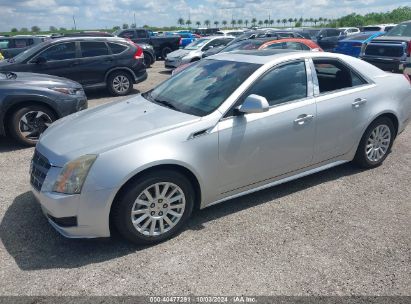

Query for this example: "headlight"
[50,87,78,95]
[53,155,97,194]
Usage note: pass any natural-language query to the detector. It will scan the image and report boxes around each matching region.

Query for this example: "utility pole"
[72,15,77,30]
[134,12,136,26]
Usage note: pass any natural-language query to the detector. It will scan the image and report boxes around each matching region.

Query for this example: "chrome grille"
[30,150,51,191]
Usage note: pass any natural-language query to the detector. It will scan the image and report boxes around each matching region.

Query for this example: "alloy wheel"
[112,75,130,94]
[366,124,391,162]
[18,111,53,140]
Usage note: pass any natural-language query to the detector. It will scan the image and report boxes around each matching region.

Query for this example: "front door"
[218,60,317,194]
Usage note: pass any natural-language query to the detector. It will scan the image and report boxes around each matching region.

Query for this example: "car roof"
[49,36,128,43]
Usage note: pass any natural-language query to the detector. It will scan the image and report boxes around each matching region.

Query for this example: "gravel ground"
[0,61,410,296]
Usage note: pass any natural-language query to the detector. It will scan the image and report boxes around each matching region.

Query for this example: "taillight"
[179,37,182,45]
[407,41,411,57]
[404,72,411,85]
[134,46,144,59]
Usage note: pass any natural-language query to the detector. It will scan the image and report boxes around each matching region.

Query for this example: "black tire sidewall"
[113,170,195,245]
[161,47,172,59]
[143,53,152,67]
[355,117,395,168]
[9,105,56,146]
[107,71,133,96]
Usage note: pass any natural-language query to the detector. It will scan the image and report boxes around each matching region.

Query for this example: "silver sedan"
[31,50,411,244]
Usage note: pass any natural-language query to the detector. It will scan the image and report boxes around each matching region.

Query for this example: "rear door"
[26,41,79,80]
[75,41,112,85]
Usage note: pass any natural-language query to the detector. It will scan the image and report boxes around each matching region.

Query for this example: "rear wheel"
[8,104,56,146]
[143,52,153,68]
[354,117,395,168]
[161,46,172,59]
[107,71,133,96]
[112,170,195,245]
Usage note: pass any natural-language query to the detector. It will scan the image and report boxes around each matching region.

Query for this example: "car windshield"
[222,40,266,52]
[184,38,210,50]
[386,23,411,37]
[9,41,47,62]
[142,59,261,116]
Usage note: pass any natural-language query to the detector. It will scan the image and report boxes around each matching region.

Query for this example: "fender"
[104,67,138,82]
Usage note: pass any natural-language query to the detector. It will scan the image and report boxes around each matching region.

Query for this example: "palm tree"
[186,19,192,28]
[276,19,281,26]
[222,20,227,28]
[204,20,210,28]
[231,19,236,28]
[237,19,243,28]
[319,17,323,25]
[269,19,274,26]
[282,18,287,27]
[299,17,303,26]
[323,17,328,25]
[196,21,201,28]
[264,19,269,27]
[309,17,314,26]
[258,20,263,26]
[294,18,298,26]
[304,18,309,26]
[214,21,219,28]
[251,18,257,26]
[288,18,293,26]
[245,20,249,27]
[314,18,318,26]
[178,18,185,27]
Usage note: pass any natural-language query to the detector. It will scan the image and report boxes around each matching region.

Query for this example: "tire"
[354,117,395,168]
[112,170,195,245]
[143,52,152,68]
[107,71,133,96]
[8,104,56,146]
[161,46,172,59]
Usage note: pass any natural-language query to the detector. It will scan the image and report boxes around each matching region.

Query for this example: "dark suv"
[0,37,147,96]
[0,36,44,59]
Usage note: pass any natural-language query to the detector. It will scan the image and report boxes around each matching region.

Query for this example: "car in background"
[0,71,87,145]
[165,36,234,69]
[339,27,361,36]
[0,36,44,59]
[139,42,156,67]
[296,28,321,40]
[361,24,397,32]
[334,32,385,57]
[31,50,411,244]
[193,28,221,36]
[0,37,147,96]
[360,20,411,76]
[315,28,346,51]
[178,32,197,48]
[114,28,180,59]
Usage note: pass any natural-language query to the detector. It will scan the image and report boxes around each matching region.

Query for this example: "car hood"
[167,49,194,58]
[0,71,81,88]
[37,94,200,166]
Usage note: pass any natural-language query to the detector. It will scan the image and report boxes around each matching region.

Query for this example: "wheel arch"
[104,67,137,83]
[109,163,202,227]
[368,111,399,137]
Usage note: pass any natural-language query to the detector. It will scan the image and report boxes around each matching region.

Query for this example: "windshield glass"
[223,40,266,52]
[386,23,411,37]
[143,59,261,116]
[10,41,47,62]
[184,38,210,50]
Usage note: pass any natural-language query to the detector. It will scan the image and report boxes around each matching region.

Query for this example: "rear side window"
[313,59,367,93]
[247,61,307,106]
[38,42,76,61]
[14,39,32,48]
[0,39,11,49]
[108,43,128,54]
[80,42,109,57]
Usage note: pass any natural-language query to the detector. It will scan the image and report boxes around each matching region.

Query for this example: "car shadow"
[0,163,362,271]
[159,70,172,75]
[0,136,29,152]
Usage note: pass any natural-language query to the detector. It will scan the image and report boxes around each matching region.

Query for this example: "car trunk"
[364,39,407,58]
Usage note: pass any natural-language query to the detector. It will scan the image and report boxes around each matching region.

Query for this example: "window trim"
[223,58,312,118]
[107,42,129,55]
[79,41,111,58]
[29,41,79,63]
[309,57,373,97]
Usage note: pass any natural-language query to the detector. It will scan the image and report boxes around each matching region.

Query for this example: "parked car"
[31,50,411,244]
[0,71,87,145]
[295,28,321,40]
[334,32,385,57]
[62,31,114,38]
[202,38,322,58]
[360,20,411,76]
[315,28,346,51]
[361,24,397,32]
[339,27,361,36]
[178,32,197,48]
[165,36,234,69]
[0,37,147,96]
[193,28,221,36]
[0,36,44,59]
[139,43,156,68]
[114,28,180,59]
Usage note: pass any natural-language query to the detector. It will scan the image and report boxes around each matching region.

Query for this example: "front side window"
[313,59,367,93]
[142,59,261,116]
[80,42,109,57]
[246,61,308,106]
[37,42,76,61]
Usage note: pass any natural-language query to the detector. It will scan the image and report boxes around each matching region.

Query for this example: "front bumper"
[165,57,191,69]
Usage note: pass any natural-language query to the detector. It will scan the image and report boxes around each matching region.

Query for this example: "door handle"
[352,98,367,108]
[294,114,314,125]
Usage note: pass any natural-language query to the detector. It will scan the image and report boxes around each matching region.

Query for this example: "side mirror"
[34,57,46,64]
[237,94,269,114]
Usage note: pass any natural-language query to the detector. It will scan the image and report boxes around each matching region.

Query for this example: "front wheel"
[112,170,195,245]
[107,71,133,96]
[354,117,395,168]
[8,105,56,146]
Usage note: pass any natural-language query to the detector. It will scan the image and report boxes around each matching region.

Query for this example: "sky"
[0,0,409,31]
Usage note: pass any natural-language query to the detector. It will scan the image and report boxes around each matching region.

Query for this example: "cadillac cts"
[31,50,411,244]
